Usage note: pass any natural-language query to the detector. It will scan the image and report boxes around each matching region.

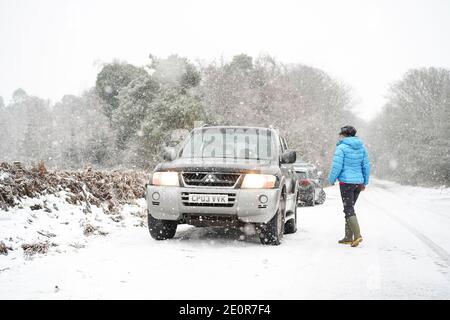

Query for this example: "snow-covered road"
[1,179,450,299]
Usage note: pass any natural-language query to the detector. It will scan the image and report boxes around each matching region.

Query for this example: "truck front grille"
[182,172,241,188]
[182,213,239,227]
[181,192,236,207]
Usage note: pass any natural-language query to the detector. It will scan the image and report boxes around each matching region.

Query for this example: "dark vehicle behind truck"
[294,163,326,206]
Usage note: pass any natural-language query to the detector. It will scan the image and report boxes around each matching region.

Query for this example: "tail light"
[299,179,310,186]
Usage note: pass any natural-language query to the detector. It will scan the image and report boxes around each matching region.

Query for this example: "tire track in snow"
[364,192,450,272]
[372,180,450,223]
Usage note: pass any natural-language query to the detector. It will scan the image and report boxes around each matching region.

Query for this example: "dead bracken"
[83,223,109,236]
[21,241,51,256]
[130,210,147,219]
[0,162,147,214]
[0,241,12,256]
[69,242,86,249]
[83,224,98,236]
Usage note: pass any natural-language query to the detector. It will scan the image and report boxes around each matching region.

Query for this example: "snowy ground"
[1,178,450,299]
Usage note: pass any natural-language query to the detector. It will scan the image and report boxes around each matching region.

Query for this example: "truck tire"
[316,190,326,205]
[284,204,297,234]
[148,213,178,240]
[307,190,315,206]
[259,192,285,245]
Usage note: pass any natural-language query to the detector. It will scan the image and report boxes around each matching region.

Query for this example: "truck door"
[279,136,297,212]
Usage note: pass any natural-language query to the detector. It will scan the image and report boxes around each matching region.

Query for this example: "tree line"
[0,54,448,186]
[367,67,450,187]
[0,54,356,171]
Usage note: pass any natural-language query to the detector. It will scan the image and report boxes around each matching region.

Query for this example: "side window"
[283,137,288,150]
[280,137,288,152]
[279,137,285,153]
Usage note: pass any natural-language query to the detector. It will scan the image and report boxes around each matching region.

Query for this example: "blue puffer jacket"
[328,137,370,185]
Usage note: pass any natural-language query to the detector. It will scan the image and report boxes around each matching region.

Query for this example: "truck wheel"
[316,190,326,205]
[148,213,178,240]
[259,192,285,245]
[284,205,297,234]
[307,191,315,206]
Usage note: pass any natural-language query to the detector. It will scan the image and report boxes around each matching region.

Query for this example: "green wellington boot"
[338,219,353,244]
[348,215,363,247]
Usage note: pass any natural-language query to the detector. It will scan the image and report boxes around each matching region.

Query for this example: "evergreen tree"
[112,75,160,150]
[134,88,208,167]
[95,62,148,120]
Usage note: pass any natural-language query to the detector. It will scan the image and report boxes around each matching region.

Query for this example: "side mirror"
[281,150,296,164]
[163,147,177,161]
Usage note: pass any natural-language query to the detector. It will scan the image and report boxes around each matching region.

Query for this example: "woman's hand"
[359,184,366,191]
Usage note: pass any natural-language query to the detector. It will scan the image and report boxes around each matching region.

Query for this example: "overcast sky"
[1,0,450,121]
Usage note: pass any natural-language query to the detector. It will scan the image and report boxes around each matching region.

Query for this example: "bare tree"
[368,67,450,186]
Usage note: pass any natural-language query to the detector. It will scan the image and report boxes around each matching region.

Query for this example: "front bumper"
[146,185,280,224]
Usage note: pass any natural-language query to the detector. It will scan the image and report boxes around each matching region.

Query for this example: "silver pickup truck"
[146,126,298,245]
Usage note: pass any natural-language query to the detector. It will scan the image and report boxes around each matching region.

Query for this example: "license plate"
[188,194,229,204]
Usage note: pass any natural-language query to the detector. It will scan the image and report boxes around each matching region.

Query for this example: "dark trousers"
[339,183,362,218]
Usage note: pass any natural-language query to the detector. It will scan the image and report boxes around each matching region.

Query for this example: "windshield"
[295,171,307,179]
[179,127,275,160]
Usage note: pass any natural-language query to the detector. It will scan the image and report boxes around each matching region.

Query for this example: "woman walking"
[328,125,370,247]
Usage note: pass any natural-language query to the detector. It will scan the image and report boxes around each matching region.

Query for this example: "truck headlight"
[241,174,276,189]
[152,172,179,186]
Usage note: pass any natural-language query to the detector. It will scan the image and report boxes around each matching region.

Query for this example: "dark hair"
[339,125,357,137]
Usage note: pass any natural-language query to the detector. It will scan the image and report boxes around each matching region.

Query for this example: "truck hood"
[155,157,280,175]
